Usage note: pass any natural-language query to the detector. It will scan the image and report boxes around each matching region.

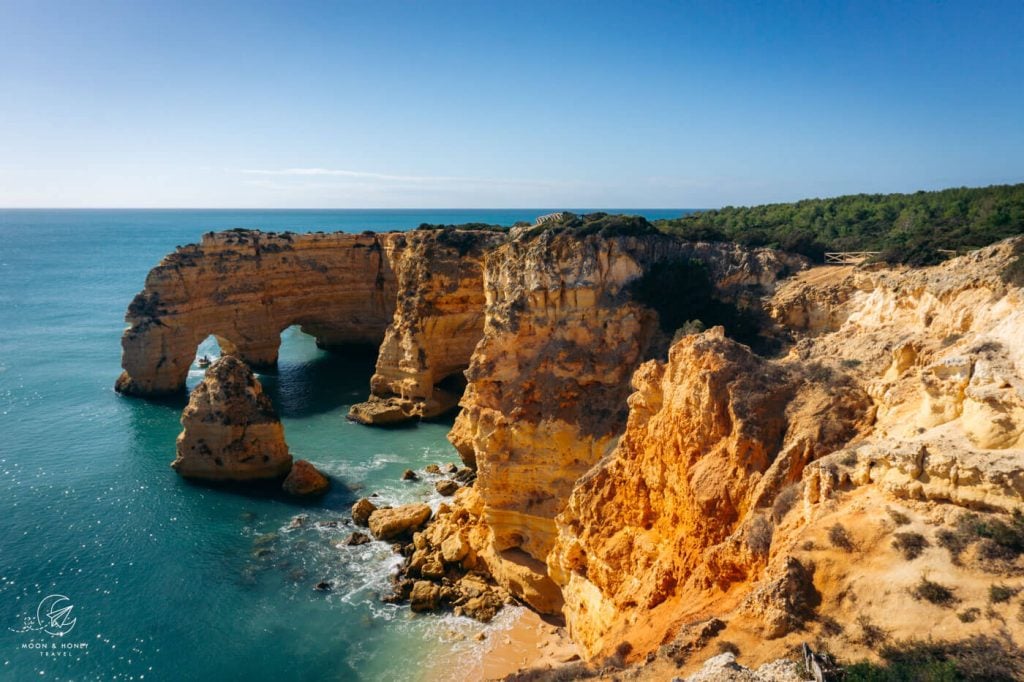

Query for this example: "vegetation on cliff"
[629,258,763,347]
[656,183,1024,265]
[517,212,660,239]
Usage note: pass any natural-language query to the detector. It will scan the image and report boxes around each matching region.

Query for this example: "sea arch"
[115,230,401,396]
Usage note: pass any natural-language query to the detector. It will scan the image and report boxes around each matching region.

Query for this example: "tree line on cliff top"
[655,182,1024,265]
[417,183,1024,266]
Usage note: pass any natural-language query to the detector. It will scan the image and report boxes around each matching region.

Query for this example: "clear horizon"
[2,1,1023,208]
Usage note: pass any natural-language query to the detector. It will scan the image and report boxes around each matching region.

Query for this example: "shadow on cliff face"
[629,258,782,357]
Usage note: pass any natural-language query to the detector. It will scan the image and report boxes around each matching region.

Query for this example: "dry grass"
[828,523,855,551]
[911,574,958,607]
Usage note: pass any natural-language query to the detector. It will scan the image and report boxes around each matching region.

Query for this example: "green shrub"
[772,484,802,523]
[989,584,1019,603]
[887,508,912,526]
[957,608,980,623]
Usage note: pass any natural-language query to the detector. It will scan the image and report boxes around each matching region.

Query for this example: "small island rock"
[172,356,292,480]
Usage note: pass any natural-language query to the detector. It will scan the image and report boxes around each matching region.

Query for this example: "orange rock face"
[282,459,330,496]
[172,355,293,480]
[548,329,873,657]
[355,229,505,421]
[449,230,804,613]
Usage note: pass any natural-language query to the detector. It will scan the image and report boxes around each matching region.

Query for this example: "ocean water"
[0,209,689,682]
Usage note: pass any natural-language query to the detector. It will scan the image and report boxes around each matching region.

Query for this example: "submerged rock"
[282,460,330,497]
[172,356,292,480]
[341,531,371,547]
[435,479,459,496]
[347,397,412,425]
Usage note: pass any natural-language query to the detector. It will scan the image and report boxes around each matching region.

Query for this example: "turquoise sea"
[0,209,688,682]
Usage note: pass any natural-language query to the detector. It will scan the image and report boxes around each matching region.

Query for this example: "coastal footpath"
[119,218,1024,678]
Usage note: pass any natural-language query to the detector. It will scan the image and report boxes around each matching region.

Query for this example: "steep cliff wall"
[351,229,505,423]
[549,328,872,656]
[544,238,1024,670]
[116,229,499,412]
[448,230,803,613]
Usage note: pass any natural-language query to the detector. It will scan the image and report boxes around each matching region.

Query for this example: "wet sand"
[469,608,580,680]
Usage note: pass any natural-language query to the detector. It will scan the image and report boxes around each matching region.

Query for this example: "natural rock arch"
[115,230,401,396]
[115,229,504,415]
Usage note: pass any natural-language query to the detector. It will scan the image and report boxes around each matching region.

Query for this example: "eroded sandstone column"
[172,355,293,480]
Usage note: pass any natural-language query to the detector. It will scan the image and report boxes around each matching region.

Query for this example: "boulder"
[282,460,330,496]
[347,397,413,425]
[410,581,441,612]
[351,498,378,527]
[401,469,419,481]
[435,480,459,496]
[172,356,292,480]
[421,558,445,579]
[461,594,503,623]
[368,503,432,540]
[441,532,470,563]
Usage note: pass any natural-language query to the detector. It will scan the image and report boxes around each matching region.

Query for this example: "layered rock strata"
[172,355,293,480]
[448,230,804,612]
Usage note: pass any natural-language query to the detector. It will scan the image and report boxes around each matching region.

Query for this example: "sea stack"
[172,355,293,480]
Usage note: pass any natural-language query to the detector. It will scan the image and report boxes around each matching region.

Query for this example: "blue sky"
[1,0,1022,208]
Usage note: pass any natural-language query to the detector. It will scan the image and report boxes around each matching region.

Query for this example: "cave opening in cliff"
[256,325,379,419]
[631,258,781,357]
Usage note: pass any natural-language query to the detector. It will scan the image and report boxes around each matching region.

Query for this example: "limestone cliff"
[116,228,498,425]
[173,355,292,480]
[350,228,504,423]
[543,237,1024,673]
[448,229,803,613]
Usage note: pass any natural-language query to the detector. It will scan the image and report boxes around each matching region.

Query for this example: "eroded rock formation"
[123,219,1024,676]
[116,229,499,424]
[542,237,1024,671]
[350,229,505,423]
[548,328,872,656]
[173,355,292,480]
[448,229,803,612]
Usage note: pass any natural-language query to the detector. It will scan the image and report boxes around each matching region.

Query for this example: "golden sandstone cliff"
[121,223,1024,678]
[173,355,292,480]
[115,228,497,425]
[447,229,802,615]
